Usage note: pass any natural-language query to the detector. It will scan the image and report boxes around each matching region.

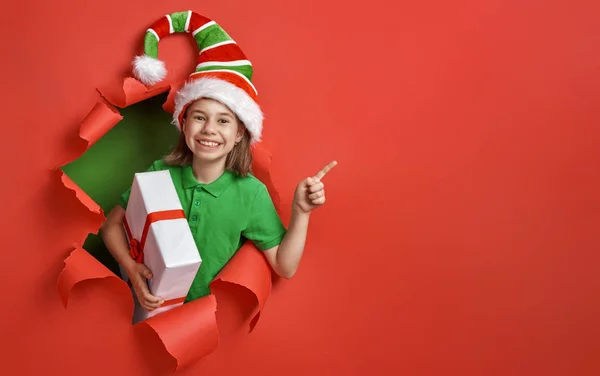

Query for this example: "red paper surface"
[251,144,282,214]
[3,1,600,375]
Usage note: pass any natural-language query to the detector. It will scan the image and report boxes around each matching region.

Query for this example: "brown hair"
[163,118,253,177]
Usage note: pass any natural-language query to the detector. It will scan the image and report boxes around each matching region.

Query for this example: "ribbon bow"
[126,237,142,263]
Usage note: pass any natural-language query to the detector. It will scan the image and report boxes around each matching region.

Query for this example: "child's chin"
[192,150,225,161]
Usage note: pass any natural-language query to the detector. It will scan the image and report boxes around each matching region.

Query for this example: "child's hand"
[293,161,337,214]
[125,261,164,311]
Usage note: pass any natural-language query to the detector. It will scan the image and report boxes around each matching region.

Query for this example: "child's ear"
[236,124,246,142]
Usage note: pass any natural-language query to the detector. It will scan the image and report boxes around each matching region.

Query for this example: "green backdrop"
[62,94,179,276]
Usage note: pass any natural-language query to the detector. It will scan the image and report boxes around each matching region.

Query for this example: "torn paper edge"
[57,247,134,315]
[135,294,220,371]
[210,241,273,333]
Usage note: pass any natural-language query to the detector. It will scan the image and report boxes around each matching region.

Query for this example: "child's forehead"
[187,98,234,114]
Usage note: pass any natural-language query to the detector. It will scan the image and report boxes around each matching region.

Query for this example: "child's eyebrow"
[190,110,232,117]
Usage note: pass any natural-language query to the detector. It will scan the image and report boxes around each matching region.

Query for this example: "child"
[101,11,336,312]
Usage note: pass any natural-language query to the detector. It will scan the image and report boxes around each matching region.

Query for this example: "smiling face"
[181,98,245,166]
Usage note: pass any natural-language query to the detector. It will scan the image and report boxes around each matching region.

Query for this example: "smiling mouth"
[196,140,221,148]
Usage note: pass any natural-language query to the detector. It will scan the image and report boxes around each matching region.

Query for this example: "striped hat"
[132,11,263,143]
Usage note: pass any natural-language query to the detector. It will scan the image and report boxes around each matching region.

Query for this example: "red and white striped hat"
[132,10,263,143]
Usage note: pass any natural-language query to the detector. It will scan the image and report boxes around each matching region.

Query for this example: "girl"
[101,11,336,311]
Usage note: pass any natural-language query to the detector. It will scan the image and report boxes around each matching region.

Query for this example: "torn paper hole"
[55,75,284,370]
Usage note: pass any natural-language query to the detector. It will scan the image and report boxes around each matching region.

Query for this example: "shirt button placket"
[190,186,202,227]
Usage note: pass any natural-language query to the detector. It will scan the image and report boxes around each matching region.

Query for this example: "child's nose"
[202,120,217,132]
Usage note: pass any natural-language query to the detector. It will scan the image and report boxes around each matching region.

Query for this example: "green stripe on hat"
[144,32,159,58]
[170,11,189,32]
[196,64,253,80]
[194,24,232,49]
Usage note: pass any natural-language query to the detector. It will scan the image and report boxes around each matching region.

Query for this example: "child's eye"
[194,116,205,121]
[218,119,229,124]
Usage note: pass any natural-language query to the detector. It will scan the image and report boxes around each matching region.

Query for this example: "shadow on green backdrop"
[62,93,179,276]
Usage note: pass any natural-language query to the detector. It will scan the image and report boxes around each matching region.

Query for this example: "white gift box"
[119,170,202,323]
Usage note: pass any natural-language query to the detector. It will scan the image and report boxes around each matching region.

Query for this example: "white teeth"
[199,140,219,147]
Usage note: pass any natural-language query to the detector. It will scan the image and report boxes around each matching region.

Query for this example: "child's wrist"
[291,204,311,219]
[122,257,137,274]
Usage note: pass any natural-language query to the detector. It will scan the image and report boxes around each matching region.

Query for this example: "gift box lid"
[125,170,185,241]
[134,170,183,212]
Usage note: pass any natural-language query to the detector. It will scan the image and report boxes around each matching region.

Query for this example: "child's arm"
[102,206,136,270]
[263,208,309,279]
[263,161,337,278]
[101,206,165,310]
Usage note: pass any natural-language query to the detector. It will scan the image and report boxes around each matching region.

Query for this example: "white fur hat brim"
[172,77,263,144]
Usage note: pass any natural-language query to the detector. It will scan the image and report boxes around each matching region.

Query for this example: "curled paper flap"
[59,169,103,217]
[98,77,172,109]
[80,99,123,149]
[55,169,105,247]
[57,98,124,168]
[57,247,132,312]
[162,82,184,114]
[138,295,219,370]
[211,242,272,333]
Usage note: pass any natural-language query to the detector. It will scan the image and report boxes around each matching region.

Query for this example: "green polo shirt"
[119,159,287,301]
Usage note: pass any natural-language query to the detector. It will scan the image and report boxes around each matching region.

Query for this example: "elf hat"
[132,10,263,143]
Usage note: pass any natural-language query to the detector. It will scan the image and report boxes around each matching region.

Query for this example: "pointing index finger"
[314,160,338,180]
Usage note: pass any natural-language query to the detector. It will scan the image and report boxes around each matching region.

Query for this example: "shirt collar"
[182,165,236,197]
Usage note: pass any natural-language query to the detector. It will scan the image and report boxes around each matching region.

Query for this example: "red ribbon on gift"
[123,209,186,263]
[123,209,188,307]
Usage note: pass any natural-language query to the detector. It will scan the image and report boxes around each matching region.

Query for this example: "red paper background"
[1,0,599,375]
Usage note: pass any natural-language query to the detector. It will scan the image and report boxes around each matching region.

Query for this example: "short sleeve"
[242,184,287,251]
[118,159,166,209]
